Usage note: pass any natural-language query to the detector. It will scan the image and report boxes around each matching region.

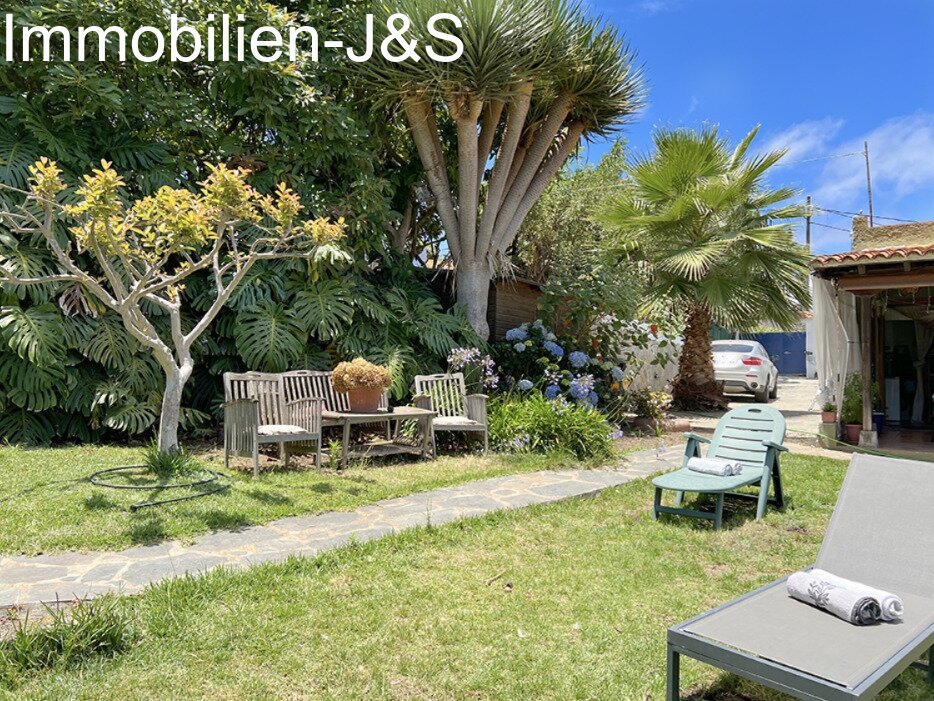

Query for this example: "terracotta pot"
[844,423,862,444]
[347,387,382,413]
[821,411,837,424]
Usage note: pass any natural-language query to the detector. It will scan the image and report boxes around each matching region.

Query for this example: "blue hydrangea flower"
[611,365,625,381]
[608,426,624,440]
[517,379,534,391]
[505,327,528,342]
[544,384,561,400]
[568,351,590,369]
[543,340,564,359]
[588,391,599,406]
[513,342,526,352]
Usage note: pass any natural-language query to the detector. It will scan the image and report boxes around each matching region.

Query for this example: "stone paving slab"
[0,464,685,607]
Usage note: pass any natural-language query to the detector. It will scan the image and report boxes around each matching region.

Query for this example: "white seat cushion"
[257,424,308,436]
[433,416,482,429]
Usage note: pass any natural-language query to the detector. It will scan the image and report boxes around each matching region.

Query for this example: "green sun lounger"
[667,453,934,700]
[652,405,787,529]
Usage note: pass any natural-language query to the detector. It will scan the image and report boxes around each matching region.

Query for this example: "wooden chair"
[413,372,488,453]
[223,372,323,478]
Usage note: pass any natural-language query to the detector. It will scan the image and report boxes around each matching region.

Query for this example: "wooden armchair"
[413,372,488,453]
[223,372,323,477]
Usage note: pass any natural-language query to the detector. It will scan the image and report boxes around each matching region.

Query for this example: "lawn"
[0,443,622,555]
[3,452,929,700]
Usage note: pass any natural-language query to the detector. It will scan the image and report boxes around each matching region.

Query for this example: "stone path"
[0,455,682,608]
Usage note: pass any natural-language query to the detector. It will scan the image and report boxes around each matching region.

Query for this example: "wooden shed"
[423,268,544,341]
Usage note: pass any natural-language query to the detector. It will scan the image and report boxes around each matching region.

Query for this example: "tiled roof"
[811,243,934,269]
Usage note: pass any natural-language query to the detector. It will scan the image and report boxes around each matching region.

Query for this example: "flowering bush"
[447,347,499,393]
[492,320,625,410]
[488,392,615,460]
[332,358,392,392]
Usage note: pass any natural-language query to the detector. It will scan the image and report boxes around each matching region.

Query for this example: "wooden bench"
[223,372,323,478]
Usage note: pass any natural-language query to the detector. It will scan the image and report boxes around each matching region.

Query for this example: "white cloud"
[814,113,934,210]
[761,118,845,163]
[634,0,678,13]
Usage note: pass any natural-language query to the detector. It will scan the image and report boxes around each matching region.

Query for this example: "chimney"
[851,215,870,250]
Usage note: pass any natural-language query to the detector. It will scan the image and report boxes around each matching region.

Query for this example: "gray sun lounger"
[667,453,934,700]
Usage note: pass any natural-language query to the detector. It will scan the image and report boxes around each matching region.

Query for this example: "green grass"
[0,444,600,555]
[3,453,929,700]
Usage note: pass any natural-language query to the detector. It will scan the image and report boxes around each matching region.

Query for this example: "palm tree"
[600,126,811,408]
[358,0,645,338]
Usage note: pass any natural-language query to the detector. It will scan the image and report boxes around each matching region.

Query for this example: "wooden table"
[322,406,436,469]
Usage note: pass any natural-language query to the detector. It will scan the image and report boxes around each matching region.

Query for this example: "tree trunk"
[672,304,727,410]
[157,362,193,452]
[456,261,492,341]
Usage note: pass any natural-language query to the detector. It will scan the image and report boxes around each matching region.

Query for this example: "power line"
[811,206,918,224]
[771,151,864,167]
[811,221,851,233]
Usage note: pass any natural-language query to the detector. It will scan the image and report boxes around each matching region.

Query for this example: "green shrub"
[142,442,200,479]
[840,374,878,425]
[488,392,615,460]
[0,595,137,687]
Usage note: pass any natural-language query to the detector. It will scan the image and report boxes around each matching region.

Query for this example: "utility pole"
[864,141,874,227]
[805,195,812,248]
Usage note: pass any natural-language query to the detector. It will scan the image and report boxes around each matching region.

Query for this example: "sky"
[579,0,934,254]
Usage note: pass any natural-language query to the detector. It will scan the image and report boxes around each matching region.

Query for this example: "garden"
[2,0,924,699]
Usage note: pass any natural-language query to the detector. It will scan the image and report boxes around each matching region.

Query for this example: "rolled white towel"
[803,569,904,622]
[686,457,742,476]
[787,570,894,625]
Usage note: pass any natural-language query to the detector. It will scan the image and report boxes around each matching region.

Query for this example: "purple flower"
[569,374,595,401]
[544,384,561,400]
[448,347,480,371]
[517,379,534,391]
[568,351,590,368]
[608,426,625,440]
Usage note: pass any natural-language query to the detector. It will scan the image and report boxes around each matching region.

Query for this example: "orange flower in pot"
[332,358,392,413]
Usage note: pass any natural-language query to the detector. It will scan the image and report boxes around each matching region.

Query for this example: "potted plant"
[840,374,877,444]
[332,358,392,413]
[821,402,838,424]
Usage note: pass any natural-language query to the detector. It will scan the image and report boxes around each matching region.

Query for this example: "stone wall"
[852,215,934,250]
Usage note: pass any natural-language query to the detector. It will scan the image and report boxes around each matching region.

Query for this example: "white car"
[711,340,778,403]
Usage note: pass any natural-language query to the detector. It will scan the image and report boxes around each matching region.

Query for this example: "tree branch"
[493,121,586,255]
[450,93,484,262]
[475,83,533,258]
[494,95,574,240]
[403,95,461,260]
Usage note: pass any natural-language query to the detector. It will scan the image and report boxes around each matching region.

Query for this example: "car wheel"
[754,383,769,403]
[769,376,778,399]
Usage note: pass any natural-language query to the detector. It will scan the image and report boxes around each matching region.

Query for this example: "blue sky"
[579,0,934,254]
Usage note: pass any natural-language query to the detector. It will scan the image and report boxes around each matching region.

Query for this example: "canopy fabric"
[812,276,861,408]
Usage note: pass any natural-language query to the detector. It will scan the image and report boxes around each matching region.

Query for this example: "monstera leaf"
[0,303,65,364]
[234,303,306,371]
[80,314,137,369]
[0,409,55,446]
[0,354,64,411]
[291,280,355,341]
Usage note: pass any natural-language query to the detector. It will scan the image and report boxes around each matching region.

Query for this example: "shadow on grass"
[198,509,253,532]
[0,477,87,505]
[83,492,120,511]
[126,515,169,545]
[240,487,294,505]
